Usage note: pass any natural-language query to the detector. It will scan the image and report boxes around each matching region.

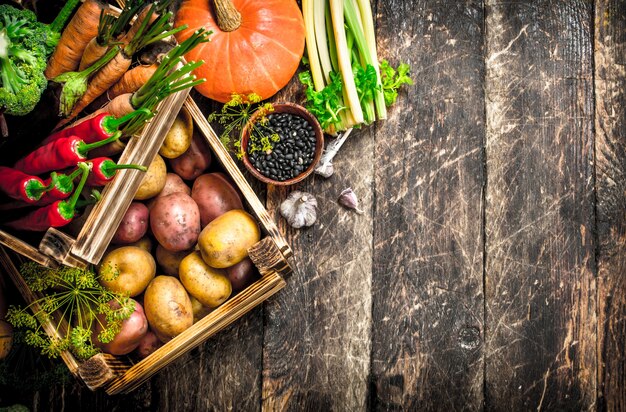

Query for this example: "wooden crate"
[0,93,293,394]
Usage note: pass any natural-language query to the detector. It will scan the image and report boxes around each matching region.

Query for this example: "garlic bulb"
[280,191,318,228]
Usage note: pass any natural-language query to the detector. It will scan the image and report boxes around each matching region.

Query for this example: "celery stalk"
[325,1,339,73]
[303,0,325,91]
[357,0,387,119]
[344,0,377,123]
[330,0,363,124]
[314,0,333,83]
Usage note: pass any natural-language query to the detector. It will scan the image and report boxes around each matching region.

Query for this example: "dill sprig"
[6,262,134,361]
[208,93,279,159]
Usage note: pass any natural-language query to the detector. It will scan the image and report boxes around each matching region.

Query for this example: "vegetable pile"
[0,0,210,232]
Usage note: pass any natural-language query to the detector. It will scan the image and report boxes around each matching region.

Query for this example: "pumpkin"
[175,0,305,103]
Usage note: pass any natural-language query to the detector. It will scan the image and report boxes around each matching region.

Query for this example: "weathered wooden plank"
[368,1,486,410]
[594,0,626,409]
[262,69,374,412]
[484,1,596,409]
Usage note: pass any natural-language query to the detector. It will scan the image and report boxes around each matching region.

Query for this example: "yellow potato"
[179,251,232,308]
[189,295,212,323]
[134,154,166,200]
[159,106,193,159]
[156,245,191,277]
[128,236,153,253]
[144,276,193,342]
[198,210,260,269]
[98,246,156,297]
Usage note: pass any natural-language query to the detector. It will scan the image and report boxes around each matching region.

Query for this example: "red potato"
[134,330,163,359]
[150,192,201,252]
[169,131,212,180]
[226,258,260,293]
[92,299,148,356]
[112,202,150,244]
[192,173,243,227]
[147,173,191,211]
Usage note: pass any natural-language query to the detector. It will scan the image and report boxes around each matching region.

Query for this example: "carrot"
[45,0,107,80]
[79,10,116,71]
[100,93,135,119]
[60,7,183,125]
[108,64,158,99]
[58,52,132,128]
[122,0,171,43]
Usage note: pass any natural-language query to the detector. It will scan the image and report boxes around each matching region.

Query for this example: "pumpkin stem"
[212,0,242,32]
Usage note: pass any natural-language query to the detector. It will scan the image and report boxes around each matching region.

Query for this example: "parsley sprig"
[380,59,414,106]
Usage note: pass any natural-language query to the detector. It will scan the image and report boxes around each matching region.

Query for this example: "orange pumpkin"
[175,0,305,103]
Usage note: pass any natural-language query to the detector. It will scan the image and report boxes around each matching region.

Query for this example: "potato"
[147,173,191,211]
[179,251,232,308]
[92,299,148,356]
[192,173,243,227]
[198,209,261,268]
[112,202,149,244]
[134,330,163,359]
[128,236,153,253]
[150,192,201,252]
[98,246,156,297]
[226,258,260,293]
[144,276,193,342]
[159,106,193,159]
[156,245,191,277]
[0,320,12,360]
[134,154,166,200]
[189,295,212,323]
[169,130,212,180]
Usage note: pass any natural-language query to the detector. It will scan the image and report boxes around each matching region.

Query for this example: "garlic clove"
[280,191,318,228]
[338,188,364,214]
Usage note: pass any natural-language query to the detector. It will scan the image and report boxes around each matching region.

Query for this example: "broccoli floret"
[0,5,48,116]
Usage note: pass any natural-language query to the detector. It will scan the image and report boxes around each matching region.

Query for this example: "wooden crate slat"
[0,230,57,268]
[70,88,191,265]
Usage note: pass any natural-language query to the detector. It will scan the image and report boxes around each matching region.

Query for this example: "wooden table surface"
[2,0,626,410]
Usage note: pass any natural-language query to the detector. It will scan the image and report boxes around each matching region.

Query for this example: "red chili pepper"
[5,163,91,231]
[14,132,122,175]
[40,109,150,146]
[86,157,148,186]
[36,168,85,205]
[0,166,52,203]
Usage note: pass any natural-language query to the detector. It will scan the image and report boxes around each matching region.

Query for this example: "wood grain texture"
[369,0,486,410]
[262,77,374,410]
[484,1,596,409]
[594,0,626,410]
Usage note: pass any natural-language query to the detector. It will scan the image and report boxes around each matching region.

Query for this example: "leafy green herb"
[299,70,346,131]
[380,59,413,107]
[354,63,380,123]
[6,262,134,361]
[208,93,279,159]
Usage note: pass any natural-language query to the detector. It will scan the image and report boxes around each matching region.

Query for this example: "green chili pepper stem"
[75,189,102,209]
[102,108,151,134]
[25,178,52,200]
[58,163,91,220]
[78,132,122,156]
[101,160,148,179]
